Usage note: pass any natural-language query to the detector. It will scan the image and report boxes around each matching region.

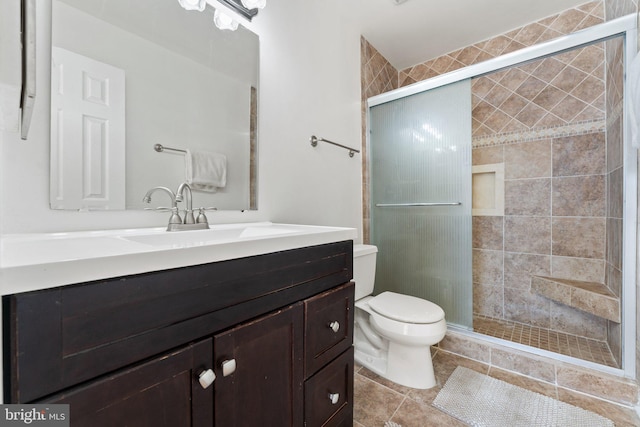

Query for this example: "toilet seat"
[369,292,445,324]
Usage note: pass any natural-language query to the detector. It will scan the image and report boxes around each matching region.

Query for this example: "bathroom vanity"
[2,223,356,426]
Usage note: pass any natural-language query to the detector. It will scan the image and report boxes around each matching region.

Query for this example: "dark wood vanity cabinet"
[213,304,305,426]
[47,339,214,426]
[3,241,354,427]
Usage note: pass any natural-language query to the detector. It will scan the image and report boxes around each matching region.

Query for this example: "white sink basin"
[121,224,299,247]
[0,222,357,294]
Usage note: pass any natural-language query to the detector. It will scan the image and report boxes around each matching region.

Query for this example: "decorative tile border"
[472,119,606,148]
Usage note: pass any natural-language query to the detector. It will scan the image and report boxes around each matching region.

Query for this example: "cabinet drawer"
[304,347,354,427]
[304,282,354,377]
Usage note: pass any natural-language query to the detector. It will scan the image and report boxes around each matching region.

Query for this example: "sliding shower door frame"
[367,14,638,378]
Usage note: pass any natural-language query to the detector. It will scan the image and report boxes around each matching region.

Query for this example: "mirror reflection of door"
[49,0,260,212]
[50,47,126,210]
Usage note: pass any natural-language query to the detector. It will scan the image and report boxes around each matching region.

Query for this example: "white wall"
[0,0,364,237]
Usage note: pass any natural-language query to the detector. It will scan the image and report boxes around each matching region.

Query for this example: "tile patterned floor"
[473,314,619,368]
[353,348,640,427]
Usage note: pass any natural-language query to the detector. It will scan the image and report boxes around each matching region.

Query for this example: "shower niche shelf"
[472,163,504,216]
[531,276,620,323]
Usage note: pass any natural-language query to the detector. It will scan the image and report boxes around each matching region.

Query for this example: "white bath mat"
[433,367,614,427]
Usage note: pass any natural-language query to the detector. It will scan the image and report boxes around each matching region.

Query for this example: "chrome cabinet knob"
[198,369,216,389]
[328,393,340,404]
[221,359,237,377]
[329,321,340,333]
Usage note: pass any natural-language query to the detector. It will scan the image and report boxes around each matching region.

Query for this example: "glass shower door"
[369,79,472,328]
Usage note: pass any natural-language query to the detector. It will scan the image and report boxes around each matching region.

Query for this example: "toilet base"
[354,340,437,389]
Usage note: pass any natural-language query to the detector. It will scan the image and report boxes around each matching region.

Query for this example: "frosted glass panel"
[369,80,472,328]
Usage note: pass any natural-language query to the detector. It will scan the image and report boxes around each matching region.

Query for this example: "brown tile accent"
[503,286,551,328]
[473,283,503,318]
[608,166,624,218]
[489,347,556,383]
[556,365,638,405]
[438,334,492,363]
[552,132,606,177]
[472,249,503,285]
[550,300,607,340]
[353,374,404,426]
[552,175,605,217]
[607,217,623,270]
[472,145,503,165]
[504,216,551,255]
[557,387,640,427]
[472,216,503,250]
[504,252,551,289]
[552,217,605,259]
[505,178,551,216]
[551,256,605,283]
[531,276,620,322]
[504,139,551,179]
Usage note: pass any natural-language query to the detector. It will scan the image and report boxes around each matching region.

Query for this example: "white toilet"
[353,244,446,389]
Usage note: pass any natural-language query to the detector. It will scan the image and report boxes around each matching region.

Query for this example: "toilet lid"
[369,292,445,324]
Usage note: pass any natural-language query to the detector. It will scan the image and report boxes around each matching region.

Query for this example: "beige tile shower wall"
[470,42,605,147]
[605,35,625,366]
[473,131,609,341]
[360,37,399,243]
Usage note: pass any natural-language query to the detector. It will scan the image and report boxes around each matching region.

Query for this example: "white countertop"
[0,222,357,295]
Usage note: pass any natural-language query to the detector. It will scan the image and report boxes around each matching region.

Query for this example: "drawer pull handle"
[198,369,216,389]
[221,359,237,377]
[328,393,340,405]
[329,321,340,333]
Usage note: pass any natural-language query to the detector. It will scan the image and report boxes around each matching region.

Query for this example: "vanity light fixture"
[177,0,265,31]
[213,9,239,31]
[218,0,260,20]
[177,0,207,11]
[241,0,266,10]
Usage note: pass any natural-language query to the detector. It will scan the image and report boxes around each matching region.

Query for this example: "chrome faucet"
[142,186,182,226]
[176,182,195,224]
[143,183,214,231]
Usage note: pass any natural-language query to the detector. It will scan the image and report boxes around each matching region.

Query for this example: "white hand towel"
[185,149,227,192]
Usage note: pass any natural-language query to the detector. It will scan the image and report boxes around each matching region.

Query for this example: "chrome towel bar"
[310,135,360,157]
[375,202,462,207]
[154,143,187,154]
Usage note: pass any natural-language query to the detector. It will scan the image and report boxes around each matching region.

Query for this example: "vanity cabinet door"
[213,303,304,427]
[46,339,213,427]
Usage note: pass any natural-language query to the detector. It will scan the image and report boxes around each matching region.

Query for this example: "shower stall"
[367,15,637,376]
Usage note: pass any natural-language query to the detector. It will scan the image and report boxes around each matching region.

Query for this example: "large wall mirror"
[49,0,259,211]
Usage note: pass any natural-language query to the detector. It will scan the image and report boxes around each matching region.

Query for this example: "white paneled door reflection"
[50,47,126,210]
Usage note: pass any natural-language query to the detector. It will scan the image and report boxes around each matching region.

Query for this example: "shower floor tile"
[473,315,619,368]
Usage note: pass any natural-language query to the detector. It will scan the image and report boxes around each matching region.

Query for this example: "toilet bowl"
[353,244,446,389]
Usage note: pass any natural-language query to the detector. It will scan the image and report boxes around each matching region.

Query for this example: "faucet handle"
[196,207,217,224]
[168,207,182,225]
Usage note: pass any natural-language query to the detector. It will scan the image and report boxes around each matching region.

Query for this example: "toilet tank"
[353,244,378,300]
